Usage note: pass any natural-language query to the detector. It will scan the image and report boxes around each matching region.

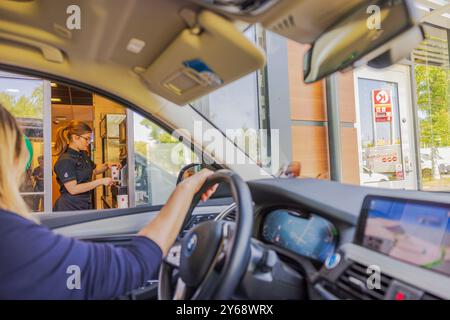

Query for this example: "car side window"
[132,112,199,206]
[0,71,197,213]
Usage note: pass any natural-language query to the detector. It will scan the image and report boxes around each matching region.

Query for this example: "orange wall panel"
[287,41,327,121]
[286,41,360,184]
[341,127,360,185]
[338,71,357,123]
[291,126,329,179]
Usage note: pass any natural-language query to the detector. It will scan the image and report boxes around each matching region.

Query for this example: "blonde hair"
[54,120,92,157]
[0,104,34,219]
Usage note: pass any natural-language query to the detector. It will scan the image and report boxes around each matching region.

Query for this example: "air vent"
[272,15,296,32]
[223,209,236,222]
[195,0,280,16]
[336,262,392,300]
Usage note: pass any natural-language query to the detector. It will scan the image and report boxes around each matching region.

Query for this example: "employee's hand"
[178,169,218,202]
[95,162,121,176]
[100,177,114,186]
[107,162,122,170]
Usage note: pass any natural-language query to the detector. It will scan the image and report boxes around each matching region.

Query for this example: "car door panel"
[38,198,233,240]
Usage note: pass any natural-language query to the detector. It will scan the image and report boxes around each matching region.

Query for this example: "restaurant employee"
[53,120,119,211]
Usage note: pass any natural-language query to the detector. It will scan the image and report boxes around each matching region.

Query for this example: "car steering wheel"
[158,169,253,300]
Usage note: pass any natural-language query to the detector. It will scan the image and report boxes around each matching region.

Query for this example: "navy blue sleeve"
[54,158,77,184]
[0,211,162,300]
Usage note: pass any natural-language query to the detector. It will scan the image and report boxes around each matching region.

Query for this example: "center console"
[314,196,450,300]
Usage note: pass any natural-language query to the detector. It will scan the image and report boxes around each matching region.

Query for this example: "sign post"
[369,89,403,180]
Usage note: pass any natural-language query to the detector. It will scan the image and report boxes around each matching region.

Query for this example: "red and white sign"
[372,89,393,123]
[381,155,398,163]
[365,145,401,173]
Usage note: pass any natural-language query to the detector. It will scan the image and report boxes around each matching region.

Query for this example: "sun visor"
[138,10,266,106]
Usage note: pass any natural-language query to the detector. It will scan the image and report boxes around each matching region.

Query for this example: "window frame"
[0,71,53,212]
[0,63,223,215]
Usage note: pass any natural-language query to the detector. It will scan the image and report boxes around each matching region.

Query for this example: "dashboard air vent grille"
[272,15,296,32]
[224,209,236,222]
[336,262,392,300]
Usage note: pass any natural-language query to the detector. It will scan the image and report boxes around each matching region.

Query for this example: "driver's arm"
[0,170,216,300]
[0,212,162,300]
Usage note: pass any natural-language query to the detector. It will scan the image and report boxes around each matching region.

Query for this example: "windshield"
[190,24,450,192]
[190,26,279,176]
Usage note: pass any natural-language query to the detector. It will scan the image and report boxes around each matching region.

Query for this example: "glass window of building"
[413,25,449,191]
[357,78,404,184]
[0,73,48,212]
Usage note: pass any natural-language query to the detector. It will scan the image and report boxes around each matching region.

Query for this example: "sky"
[133,112,153,142]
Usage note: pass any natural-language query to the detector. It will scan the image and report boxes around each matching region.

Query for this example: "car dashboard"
[70,177,450,300]
[243,178,450,300]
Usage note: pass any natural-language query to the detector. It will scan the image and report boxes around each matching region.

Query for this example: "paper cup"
[111,165,120,181]
[117,194,128,208]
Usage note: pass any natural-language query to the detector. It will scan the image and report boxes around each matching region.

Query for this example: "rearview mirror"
[303,0,424,84]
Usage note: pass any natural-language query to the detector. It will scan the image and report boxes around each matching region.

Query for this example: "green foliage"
[415,64,450,147]
[134,141,148,157]
[0,86,43,119]
[135,119,197,175]
[139,118,178,144]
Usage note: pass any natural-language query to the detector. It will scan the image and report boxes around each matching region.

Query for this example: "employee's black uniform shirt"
[53,148,96,211]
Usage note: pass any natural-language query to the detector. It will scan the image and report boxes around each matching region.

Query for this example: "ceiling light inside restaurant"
[126,38,146,54]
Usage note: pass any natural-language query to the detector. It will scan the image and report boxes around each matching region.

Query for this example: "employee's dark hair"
[54,120,92,156]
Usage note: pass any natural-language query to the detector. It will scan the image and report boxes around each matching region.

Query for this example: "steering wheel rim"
[158,169,253,300]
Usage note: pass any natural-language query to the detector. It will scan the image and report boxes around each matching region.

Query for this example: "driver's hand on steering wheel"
[137,169,218,256]
[178,168,218,202]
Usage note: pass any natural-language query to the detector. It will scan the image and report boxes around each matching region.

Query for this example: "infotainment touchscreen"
[357,196,450,276]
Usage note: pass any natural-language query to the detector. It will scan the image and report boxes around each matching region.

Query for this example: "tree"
[134,141,148,157]
[139,118,178,144]
[137,119,191,175]
[415,63,449,179]
[415,64,449,148]
[0,86,43,119]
